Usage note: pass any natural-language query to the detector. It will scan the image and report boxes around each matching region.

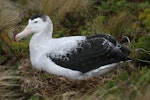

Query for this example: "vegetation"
[94,12,133,38]
[0,0,150,99]
[139,8,150,31]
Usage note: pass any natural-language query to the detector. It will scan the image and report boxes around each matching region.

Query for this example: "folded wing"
[47,34,130,73]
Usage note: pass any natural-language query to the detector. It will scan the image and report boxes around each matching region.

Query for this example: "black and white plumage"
[15,14,131,80]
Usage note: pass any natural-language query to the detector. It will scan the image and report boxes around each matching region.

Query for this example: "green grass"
[94,11,133,38]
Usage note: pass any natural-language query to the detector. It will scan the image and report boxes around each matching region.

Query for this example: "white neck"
[29,31,53,68]
[35,30,53,39]
[41,21,53,38]
[46,17,53,38]
[29,26,53,58]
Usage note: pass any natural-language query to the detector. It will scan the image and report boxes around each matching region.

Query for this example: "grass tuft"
[17,0,90,21]
[0,65,21,100]
[0,0,21,32]
[41,0,90,18]
[94,11,133,38]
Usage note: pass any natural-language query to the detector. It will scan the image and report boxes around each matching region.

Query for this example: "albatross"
[15,14,131,80]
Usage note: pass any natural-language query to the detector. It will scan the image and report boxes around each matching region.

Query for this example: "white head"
[15,14,53,41]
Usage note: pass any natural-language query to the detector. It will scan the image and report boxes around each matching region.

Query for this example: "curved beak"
[15,24,32,41]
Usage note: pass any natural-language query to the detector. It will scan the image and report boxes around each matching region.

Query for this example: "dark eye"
[34,21,38,23]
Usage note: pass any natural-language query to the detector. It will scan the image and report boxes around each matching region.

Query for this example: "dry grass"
[135,86,150,100]
[0,0,24,93]
[1,62,149,99]
[1,59,149,100]
[17,58,150,100]
[0,0,22,64]
[0,0,21,33]
[17,0,90,21]
[0,65,21,100]
[0,0,15,9]
[18,58,103,99]
[17,58,136,99]
[41,0,90,17]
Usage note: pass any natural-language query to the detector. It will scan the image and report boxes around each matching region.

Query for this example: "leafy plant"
[58,11,91,36]
[97,0,127,14]
[97,0,149,15]
[139,8,150,31]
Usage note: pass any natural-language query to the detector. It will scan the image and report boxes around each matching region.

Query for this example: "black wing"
[47,34,130,73]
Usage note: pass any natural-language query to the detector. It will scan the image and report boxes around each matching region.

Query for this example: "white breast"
[29,34,85,71]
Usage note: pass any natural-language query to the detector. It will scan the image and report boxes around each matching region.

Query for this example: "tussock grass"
[0,0,15,9]
[0,0,22,64]
[0,32,29,65]
[0,10,20,32]
[0,0,21,33]
[0,65,21,100]
[76,85,150,100]
[94,12,133,38]
[41,0,90,17]
[18,0,90,20]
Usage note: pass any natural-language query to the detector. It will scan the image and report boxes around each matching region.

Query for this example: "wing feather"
[47,34,130,73]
